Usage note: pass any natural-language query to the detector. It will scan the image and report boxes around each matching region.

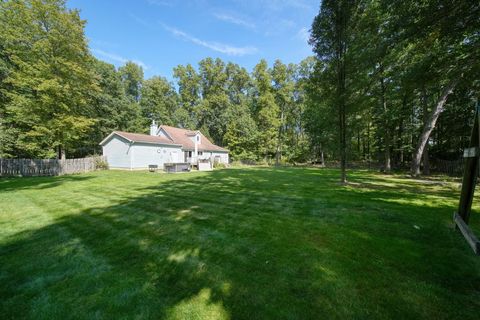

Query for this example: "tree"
[197,58,230,145]
[223,109,258,161]
[382,0,480,175]
[140,76,178,127]
[76,59,138,156]
[0,0,98,159]
[310,0,361,183]
[119,61,144,103]
[252,60,280,161]
[173,64,200,129]
[271,60,295,165]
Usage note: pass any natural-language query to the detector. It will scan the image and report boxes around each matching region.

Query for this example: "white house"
[99,121,229,169]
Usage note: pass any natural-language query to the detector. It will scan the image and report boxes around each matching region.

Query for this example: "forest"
[0,0,479,178]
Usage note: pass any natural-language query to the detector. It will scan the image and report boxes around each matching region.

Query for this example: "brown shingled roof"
[111,131,180,145]
[160,125,228,152]
[100,128,228,152]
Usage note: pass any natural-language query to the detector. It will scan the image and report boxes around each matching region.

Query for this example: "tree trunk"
[411,78,458,176]
[380,70,391,173]
[357,127,361,155]
[58,145,66,160]
[422,143,430,175]
[320,146,325,167]
[398,95,407,166]
[421,87,430,175]
[366,121,370,160]
[384,136,391,173]
[335,3,347,184]
[275,109,284,166]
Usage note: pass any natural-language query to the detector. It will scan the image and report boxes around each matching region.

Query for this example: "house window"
[196,135,200,142]
[198,151,203,156]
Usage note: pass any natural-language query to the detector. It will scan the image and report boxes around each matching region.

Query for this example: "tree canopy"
[1,0,479,177]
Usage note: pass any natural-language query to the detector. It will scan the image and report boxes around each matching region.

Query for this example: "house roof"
[159,125,228,152]
[99,127,228,153]
[99,131,181,146]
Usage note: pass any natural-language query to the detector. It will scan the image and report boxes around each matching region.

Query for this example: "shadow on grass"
[0,174,94,192]
[1,168,480,319]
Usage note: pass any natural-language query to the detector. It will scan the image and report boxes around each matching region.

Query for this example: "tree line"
[309,0,479,179]
[0,0,313,164]
[1,0,479,179]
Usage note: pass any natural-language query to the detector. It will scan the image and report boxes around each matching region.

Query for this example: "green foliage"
[140,76,178,127]
[119,61,143,103]
[0,0,98,158]
[252,59,280,159]
[223,108,258,161]
[173,63,200,129]
[306,0,480,177]
[2,0,478,169]
[213,162,226,169]
[94,155,109,170]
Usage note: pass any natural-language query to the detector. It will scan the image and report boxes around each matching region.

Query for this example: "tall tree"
[0,0,98,159]
[77,59,134,155]
[119,61,143,103]
[173,63,200,129]
[197,57,229,145]
[272,60,294,165]
[252,59,280,161]
[140,76,178,127]
[223,62,258,159]
[383,0,480,175]
[310,0,361,182]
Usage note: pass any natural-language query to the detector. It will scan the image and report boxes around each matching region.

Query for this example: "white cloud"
[297,27,309,42]
[213,12,256,30]
[91,48,148,70]
[162,24,258,56]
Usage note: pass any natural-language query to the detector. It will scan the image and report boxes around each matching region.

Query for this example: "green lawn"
[1,168,480,319]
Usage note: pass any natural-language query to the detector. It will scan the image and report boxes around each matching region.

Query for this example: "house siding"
[211,151,229,164]
[102,135,132,168]
[131,143,182,169]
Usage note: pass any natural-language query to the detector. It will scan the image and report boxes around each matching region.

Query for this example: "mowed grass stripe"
[1,168,480,319]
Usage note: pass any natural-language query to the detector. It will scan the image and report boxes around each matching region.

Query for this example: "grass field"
[1,167,480,319]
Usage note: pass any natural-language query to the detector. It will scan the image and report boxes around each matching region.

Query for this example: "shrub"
[94,156,109,170]
[214,162,227,169]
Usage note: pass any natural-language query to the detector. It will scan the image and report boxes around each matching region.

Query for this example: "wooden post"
[455,101,480,254]
[458,103,480,223]
[454,213,480,254]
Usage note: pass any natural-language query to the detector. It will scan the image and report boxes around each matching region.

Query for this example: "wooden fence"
[0,156,107,177]
[430,158,465,176]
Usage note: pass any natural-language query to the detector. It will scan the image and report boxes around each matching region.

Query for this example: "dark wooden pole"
[458,102,480,224]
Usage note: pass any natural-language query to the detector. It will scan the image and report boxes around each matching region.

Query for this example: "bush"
[230,160,258,167]
[94,156,109,170]
[213,162,227,169]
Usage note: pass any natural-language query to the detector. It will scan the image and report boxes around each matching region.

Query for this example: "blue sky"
[68,0,319,80]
